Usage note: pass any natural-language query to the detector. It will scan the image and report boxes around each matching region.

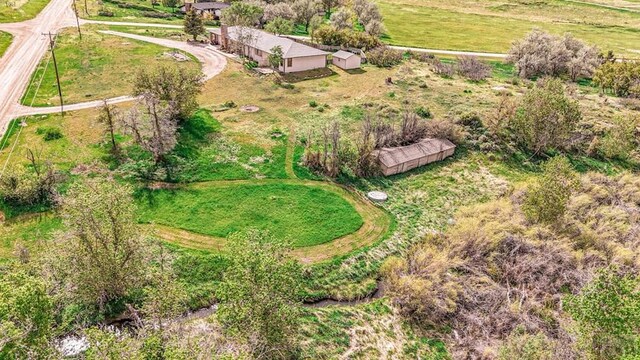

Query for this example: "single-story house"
[373,138,456,176]
[332,50,361,70]
[210,26,329,73]
[180,2,229,18]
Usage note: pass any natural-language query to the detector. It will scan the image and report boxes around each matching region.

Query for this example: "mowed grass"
[0,0,50,22]
[136,183,364,248]
[379,0,640,55]
[0,31,12,57]
[22,27,200,107]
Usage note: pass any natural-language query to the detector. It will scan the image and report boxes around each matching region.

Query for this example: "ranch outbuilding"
[373,138,456,176]
[332,50,361,70]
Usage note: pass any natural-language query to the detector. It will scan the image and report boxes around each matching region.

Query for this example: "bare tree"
[330,7,352,29]
[97,100,121,158]
[364,19,385,36]
[293,0,321,32]
[122,95,178,165]
[264,2,295,21]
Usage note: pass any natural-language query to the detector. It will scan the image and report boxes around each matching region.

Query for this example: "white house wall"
[280,55,327,73]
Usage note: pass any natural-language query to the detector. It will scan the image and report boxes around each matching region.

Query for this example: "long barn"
[373,138,456,176]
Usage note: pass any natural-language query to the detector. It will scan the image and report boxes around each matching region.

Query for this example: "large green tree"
[216,230,302,359]
[133,65,204,122]
[51,179,150,310]
[183,10,205,41]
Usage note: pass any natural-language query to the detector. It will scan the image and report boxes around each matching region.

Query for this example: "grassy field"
[77,0,185,24]
[21,27,199,107]
[0,0,50,22]
[136,182,364,248]
[0,31,11,57]
[380,0,640,56]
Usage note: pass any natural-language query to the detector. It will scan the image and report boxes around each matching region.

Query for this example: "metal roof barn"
[373,138,456,176]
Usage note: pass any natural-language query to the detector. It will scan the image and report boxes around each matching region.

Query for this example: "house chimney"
[220,24,229,49]
[185,2,192,11]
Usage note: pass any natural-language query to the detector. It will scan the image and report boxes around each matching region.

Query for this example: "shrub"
[431,59,455,78]
[36,126,63,141]
[424,118,465,143]
[381,246,461,326]
[565,268,640,359]
[308,100,318,108]
[522,156,578,224]
[510,78,581,154]
[507,29,600,81]
[593,61,640,98]
[141,11,173,18]
[243,60,258,70]
[456,56,491,81]
[365,46,403,67]
[415,106,431,119]
[97,9,115,16]
[0,164,60,208]
[311,25,381,50]
[597,115,639,161]
[498,328,555,360]
[405,50,435,63]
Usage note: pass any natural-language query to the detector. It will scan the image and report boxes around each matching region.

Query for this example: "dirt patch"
[163,51,190,62]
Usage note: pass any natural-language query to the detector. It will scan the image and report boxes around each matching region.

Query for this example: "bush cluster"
[365,46,403,67]
[311,25,381,50]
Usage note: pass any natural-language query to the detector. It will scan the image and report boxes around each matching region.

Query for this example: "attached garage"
[332,50,361,70]
[373,138,456,176]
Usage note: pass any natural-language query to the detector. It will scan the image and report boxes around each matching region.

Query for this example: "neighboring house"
[179,2,229,19]
[210,26,329,73]
[372,138,456,176]
[332,50,361,70]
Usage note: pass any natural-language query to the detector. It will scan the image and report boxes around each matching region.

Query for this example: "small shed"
[373,138,456,176]
[332,50,361,70]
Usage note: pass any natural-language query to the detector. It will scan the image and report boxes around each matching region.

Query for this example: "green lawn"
[0,31,11,57]
[78,0,186,24]
[0,214,62,262]
[136,183,364,248]
[0,0,50,22]
[380,0,640,56]
[21,27,200,107]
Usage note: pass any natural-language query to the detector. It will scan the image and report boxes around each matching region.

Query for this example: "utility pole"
[43,32,64,115]
[84,0,89,15]
[72,0,82,40]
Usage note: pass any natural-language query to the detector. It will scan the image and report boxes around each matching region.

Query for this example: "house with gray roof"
[180,2,229,19]
[210,26,329,73]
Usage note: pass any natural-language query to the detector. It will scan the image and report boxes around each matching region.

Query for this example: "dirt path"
[148,179,392,264]
[11,30,227,117]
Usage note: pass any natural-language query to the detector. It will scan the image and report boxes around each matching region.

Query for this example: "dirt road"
[0,0,76,134]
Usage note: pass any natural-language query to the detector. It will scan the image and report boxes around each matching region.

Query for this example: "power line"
[0,40,54,178]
